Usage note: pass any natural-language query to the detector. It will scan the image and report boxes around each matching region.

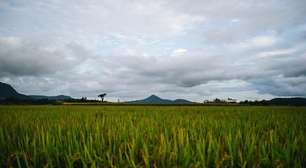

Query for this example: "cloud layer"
[0,0,305,101]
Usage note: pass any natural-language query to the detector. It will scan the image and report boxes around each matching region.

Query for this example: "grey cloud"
[1,0,306,100]
[0,37,87,77]
[251,76,306,97]
[97,37,306,97]
[167,0,306,44]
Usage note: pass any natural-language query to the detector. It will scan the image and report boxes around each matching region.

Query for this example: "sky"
[0,0,306,102]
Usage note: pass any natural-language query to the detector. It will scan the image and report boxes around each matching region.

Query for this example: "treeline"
[0,97,107,105]
[239,98,306,106]
[0,97,62,105]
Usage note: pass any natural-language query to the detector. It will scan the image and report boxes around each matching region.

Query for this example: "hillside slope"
[0,82,72,101]
[0,82,29,100]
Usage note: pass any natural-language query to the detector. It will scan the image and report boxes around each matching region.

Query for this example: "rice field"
[0,105,305,167]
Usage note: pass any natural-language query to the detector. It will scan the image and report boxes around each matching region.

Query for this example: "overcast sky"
[0,0,306,101]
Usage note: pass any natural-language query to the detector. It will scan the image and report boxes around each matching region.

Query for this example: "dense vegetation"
[0,105,305,167]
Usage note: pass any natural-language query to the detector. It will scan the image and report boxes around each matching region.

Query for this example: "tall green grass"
[0,105,305,167]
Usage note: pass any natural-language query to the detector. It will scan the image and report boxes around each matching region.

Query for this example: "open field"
[0,105,305,167]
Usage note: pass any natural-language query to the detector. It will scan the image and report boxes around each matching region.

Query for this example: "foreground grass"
[0,105,305,167]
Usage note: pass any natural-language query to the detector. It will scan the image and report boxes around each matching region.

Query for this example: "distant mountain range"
[0,82,72,101]
[1,81,306,105]
[268,98,306,106]
[29,95,72,100]
[128,95,193,104]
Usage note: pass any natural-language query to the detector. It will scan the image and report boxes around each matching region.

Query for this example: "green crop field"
[0,105,305,167]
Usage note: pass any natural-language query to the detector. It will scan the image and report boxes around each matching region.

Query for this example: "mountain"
[29,95,72,100]
[0,82,72,101]
[129,95,193,104]
[268,97,306,106]
[0,82,29,100]
[173,99,193,104]
[129,95,172,104]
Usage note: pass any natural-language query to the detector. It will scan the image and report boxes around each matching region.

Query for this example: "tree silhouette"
[98,93,106,102]
[81,97,87,101]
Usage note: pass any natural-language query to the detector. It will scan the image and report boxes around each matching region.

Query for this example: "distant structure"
[98,93,107,102]
[203,98,237,104]
[213,98,224,103]
[227,98,237,103]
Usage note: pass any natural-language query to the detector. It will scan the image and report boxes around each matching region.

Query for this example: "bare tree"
[98,93,107,102]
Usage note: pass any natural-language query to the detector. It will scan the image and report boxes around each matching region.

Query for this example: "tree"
[213,98,221,103]
[81,97,87,101]
[98,93,107,102]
